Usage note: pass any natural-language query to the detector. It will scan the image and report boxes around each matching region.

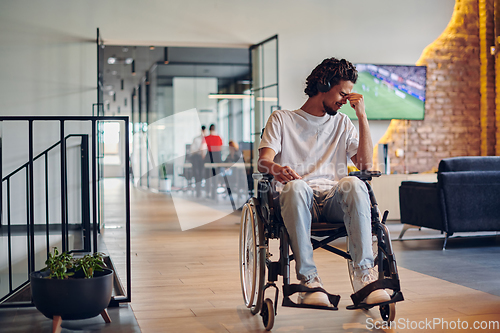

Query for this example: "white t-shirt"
[259,109,359,191]
[191,134,207,155]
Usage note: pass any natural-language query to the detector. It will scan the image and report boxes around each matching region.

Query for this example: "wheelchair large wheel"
[239,201,266,314]
[375,225,397,322]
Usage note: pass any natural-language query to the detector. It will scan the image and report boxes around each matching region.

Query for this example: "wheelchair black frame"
[252,171,404,316]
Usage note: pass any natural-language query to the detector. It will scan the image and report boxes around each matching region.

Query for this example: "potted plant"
[30,248,114,333]
[159,163,172,192]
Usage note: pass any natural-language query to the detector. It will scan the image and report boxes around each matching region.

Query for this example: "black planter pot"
[30,268,113,320]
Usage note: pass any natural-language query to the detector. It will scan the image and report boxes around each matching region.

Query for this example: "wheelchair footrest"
[346,291,404,310]
[282,284,340,310]
[283,297,339,311]
[349,278,401,307]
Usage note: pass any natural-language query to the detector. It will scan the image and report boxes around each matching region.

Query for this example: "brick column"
[479,0,496,156]
[379,0,484,173]
[495,0,500,155]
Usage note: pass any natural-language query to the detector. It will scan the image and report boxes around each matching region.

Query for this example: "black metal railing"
[0,134,89,304]
[0,116,131,306]
[2,135,90,243]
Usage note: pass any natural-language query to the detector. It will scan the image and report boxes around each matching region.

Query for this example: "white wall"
[1,1,99,232]
[1,0,454,116]
[0,0,455,167]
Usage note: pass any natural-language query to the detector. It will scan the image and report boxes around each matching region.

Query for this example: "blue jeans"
[279,177,373,282]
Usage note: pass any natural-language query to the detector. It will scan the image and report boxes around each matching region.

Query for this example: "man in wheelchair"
[258,57,391,308]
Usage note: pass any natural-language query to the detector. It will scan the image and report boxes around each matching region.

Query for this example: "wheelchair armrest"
[349,170,382,181]
[254,171,382,181]
[252,173,279,225]
[252,173,274,181]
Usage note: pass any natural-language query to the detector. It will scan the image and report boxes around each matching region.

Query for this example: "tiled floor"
[390,227,500,297]
[0,304,141,333]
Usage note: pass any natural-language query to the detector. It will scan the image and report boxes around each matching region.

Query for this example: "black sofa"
[399,156,500,249]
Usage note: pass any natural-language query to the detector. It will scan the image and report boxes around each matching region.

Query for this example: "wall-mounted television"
[341,64,427,120]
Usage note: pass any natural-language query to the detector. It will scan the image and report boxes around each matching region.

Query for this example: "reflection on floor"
[0,304,141,333]
[172,182,251,211]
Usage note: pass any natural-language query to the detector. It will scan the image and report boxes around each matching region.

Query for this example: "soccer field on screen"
[340,71,425,120]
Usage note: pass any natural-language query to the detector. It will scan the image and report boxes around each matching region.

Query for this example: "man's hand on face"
[347,93,367,119]
[271,164,301,184]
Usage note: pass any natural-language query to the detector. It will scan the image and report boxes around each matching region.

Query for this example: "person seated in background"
[190,125,208,197]
[223,140,244,199]
[224,140,242,164]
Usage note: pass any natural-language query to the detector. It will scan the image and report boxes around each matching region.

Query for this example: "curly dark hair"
[304,58,358,97]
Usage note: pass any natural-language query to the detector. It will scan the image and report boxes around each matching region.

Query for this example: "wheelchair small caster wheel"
[261,298,275,331]
[380,302,396,322]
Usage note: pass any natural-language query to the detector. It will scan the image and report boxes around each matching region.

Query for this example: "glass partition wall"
[102,42,278,197]
[102,43,279,192]
[149,76,219,189]
[116,47,253,192]
[250,35,280,180]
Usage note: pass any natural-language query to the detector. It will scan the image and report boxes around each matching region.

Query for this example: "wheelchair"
[239,171,404,330]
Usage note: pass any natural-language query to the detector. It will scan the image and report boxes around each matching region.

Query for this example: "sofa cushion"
[438,156,500,173]
[439,171,500,233]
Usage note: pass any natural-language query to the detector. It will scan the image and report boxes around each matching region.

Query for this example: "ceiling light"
[208,94,252,99]
[125,58,133,65]
[108,91,114,96]
[107,57,117,64]
[149,46,155,50]
[256,97,278,102]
